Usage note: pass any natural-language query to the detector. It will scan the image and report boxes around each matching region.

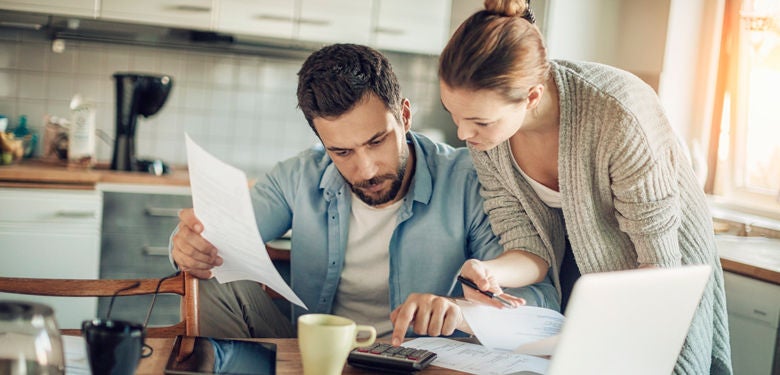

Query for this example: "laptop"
[544,264,712,375]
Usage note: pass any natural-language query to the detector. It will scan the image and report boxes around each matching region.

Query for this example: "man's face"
[313,94,412,208]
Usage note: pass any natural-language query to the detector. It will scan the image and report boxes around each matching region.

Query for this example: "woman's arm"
[459,250,548,308]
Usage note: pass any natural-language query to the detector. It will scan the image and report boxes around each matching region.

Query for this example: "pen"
[457,275,515,308]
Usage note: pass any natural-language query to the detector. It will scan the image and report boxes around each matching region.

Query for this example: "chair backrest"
[0,272,199,338]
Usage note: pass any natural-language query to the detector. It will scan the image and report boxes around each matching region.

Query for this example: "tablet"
[164,335,276,375]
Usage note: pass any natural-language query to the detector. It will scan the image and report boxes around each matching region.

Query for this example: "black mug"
[81,319,149,375]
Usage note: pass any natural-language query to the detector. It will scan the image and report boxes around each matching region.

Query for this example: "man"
[171,44,557,346]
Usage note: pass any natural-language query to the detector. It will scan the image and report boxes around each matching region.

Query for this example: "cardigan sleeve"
[470,147,553,267]
[608,115,683,267]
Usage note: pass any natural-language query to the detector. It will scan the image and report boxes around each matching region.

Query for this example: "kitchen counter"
[717,235,780,285]
[2,159,778,285]
[0,159,189,189]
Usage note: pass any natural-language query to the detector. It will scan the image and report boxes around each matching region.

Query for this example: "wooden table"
[136,337,469,374]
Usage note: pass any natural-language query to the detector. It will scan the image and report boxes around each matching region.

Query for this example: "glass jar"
[0,301,65,375]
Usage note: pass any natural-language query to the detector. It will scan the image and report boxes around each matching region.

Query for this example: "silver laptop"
[544,264,711,375]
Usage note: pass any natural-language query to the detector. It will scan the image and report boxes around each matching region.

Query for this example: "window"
[709,0,780,218]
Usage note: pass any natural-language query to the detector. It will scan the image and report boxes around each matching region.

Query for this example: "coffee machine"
[111,73,173,173]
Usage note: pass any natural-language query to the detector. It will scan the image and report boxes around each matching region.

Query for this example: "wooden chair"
[0,271,199,338]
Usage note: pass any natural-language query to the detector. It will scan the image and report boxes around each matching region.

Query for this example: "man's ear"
[401,98,412,132]
[525,84,544,110]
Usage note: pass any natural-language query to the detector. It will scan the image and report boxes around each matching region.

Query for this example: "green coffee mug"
[297,314,376,375]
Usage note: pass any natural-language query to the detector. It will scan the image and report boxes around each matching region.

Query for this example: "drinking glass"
[0,301,65,375]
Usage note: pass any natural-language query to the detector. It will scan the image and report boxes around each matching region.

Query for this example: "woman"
[439,1,732,373]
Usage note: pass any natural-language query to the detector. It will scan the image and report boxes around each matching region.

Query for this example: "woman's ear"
[525,84,545,110]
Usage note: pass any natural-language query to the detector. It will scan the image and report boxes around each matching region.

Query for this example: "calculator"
[347,343,437,373]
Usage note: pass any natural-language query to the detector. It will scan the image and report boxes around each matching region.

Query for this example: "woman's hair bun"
[483,0,535,23]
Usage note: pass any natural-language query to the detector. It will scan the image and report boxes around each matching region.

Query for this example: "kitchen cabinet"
[0,0,96,18]
[297,0,373,45]
[98,190,192,326]
[372,0,451,55]
[215,0,296,40]
[0,187,102,329]
[217,0,373,46]
[723,271,780,375]
[100,0,213,30]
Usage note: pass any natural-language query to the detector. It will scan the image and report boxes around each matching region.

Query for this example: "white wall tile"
[211,55,236,87]
[181,83,211,110]
[74,77,106,103]
[46,74,75,101]
[0,37,447,163]
[0,98,16,119]
[45,99,71,119]
[17,43,48,72]
[76,48,106,77]
[159,54,185,82]
[0,42,17,69]
[0,71,17,97]
[105,46,130,75]
[184,53,208,83]
[16,99,47,129]
[48,47,77,74]
[130,50,160,73]
[18,72,46,99]
[237,57,261,89]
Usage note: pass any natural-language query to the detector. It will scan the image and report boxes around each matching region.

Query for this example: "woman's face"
[440,82,529,151]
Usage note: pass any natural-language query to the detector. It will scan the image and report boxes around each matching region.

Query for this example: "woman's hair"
[439,0,549,102]
[297,44,402,134]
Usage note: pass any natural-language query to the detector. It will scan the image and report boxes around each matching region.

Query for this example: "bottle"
[12,115,37,158]
[68,94,96,167]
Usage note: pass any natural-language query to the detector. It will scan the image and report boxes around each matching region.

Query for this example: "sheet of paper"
[63,335,90,375]
[403,337,549,375]
[185,134,306,309]
[457,300,563,355]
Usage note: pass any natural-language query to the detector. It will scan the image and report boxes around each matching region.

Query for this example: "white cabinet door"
[0,0,96,17]
[372,0,451,55]
[0,188,102,329]
[723,271,780,375]
[297,0,373,45]
[101,0,213,30]
[216,0,296,40]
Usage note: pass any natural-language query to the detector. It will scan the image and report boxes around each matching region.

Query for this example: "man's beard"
[348,149,409,206]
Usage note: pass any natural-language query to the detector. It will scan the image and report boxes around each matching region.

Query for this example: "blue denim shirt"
[249,132,558,322]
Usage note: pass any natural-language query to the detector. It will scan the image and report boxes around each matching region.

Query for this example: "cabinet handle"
[168,5,211,12]
[145,207,182,217]
[254,14,295,23]
[252,15,329,27]
[374,26,405,35]
[298,17,330,27]
[55,210,96,218]
[143,246,170,257]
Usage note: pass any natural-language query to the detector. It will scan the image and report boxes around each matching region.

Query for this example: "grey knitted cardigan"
[470,60,732,374]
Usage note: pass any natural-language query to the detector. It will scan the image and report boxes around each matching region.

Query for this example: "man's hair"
[297,44,403,134]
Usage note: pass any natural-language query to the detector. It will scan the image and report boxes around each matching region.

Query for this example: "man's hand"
[460,259,525,309]
[171,208,223,279]
[389,293,467,347]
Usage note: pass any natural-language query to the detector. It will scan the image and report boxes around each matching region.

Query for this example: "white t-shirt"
[331,193,403,336]
[511,153,562,208]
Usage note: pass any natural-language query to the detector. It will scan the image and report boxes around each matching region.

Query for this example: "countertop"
[2,159,778,285]
[716,235,780,285]
[0,159,189,189]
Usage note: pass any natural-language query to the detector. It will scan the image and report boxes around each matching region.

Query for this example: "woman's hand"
[459,259,525,309]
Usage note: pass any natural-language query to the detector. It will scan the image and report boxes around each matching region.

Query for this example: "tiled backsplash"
[0,28,455,177]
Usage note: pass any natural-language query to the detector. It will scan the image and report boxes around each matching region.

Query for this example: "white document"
[457,300,563,355]
[63,335,90,375]
[404,337,549,375]
[185,134,306,309]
